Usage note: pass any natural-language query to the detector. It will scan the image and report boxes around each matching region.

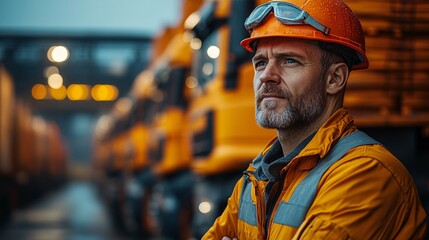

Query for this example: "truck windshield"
[191,29,219,89]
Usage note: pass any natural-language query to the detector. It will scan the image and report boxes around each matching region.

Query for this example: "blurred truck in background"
[0,65,69,225]
[183,0,275,237]
[92,0,429,238]
[146,30,195,239]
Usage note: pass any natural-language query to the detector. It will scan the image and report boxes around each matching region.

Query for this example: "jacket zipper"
[264,180,284,239]
[244,172,267,240]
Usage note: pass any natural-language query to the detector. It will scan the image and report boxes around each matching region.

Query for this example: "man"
[203,0,427,239]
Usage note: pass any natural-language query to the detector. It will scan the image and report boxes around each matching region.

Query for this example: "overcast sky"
[0,0,181,36]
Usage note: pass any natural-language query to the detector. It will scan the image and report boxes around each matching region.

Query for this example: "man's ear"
[325,63,349,95]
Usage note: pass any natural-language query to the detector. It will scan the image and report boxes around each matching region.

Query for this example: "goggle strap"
[305,15,330,35]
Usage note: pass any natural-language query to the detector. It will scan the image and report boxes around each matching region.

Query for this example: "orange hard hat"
[241,0,369,70]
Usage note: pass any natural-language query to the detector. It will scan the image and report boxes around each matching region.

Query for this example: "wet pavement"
[0,181,127,240]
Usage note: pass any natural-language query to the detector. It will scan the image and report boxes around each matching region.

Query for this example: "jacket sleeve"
[202,177,244,239]
[293,149,427,240]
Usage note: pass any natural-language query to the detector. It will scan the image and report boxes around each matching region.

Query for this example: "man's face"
[252,37,327,130]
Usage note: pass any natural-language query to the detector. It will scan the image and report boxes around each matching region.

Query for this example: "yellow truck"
[146,31,195,239]
[144,1,203,239]
[184,0,274,237]
[96,96,136,233]
[123,70,158,236]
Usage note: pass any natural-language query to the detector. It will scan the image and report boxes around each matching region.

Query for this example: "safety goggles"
[244,1,330,35]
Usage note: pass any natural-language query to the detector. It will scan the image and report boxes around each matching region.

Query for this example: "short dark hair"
[318,41,357,70]
[250,39,259,52]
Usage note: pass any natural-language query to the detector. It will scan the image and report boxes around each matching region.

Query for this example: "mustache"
[256,85,290,103]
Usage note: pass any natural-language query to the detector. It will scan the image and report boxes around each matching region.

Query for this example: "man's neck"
[277,106,340,156]
[277,123,319,156]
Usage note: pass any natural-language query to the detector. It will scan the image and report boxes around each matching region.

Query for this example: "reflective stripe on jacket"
[238,131,380,229]
[203,108,427,240]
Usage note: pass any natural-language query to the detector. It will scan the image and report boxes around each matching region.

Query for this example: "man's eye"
[254,61,266,69]
[285,58,297,64]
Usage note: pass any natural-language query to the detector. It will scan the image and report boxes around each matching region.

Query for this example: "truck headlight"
[198,201,212,214]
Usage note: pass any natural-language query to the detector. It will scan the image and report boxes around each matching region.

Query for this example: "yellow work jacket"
[203,108,427,239]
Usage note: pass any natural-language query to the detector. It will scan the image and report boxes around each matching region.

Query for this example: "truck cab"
[185,0,274,237]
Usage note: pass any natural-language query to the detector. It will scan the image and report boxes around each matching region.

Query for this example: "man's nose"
[258,62,281,85]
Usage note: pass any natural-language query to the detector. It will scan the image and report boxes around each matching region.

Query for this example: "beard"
[255,79,326,130]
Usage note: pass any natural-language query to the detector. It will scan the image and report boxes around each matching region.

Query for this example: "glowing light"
[49,85,67,100]
[185,76,198,89]
[202,63,214,76]
[67,84,90,101]
[182,31,194,43]
[32,84,47,100]
[198,201,212,214]
[43,66,59,78]
[47,73,63,89]
[91,84,119,101]
[184,13,200,30]
[207,45,220,59]
[47,45,69,63]
[190,38,202,50]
